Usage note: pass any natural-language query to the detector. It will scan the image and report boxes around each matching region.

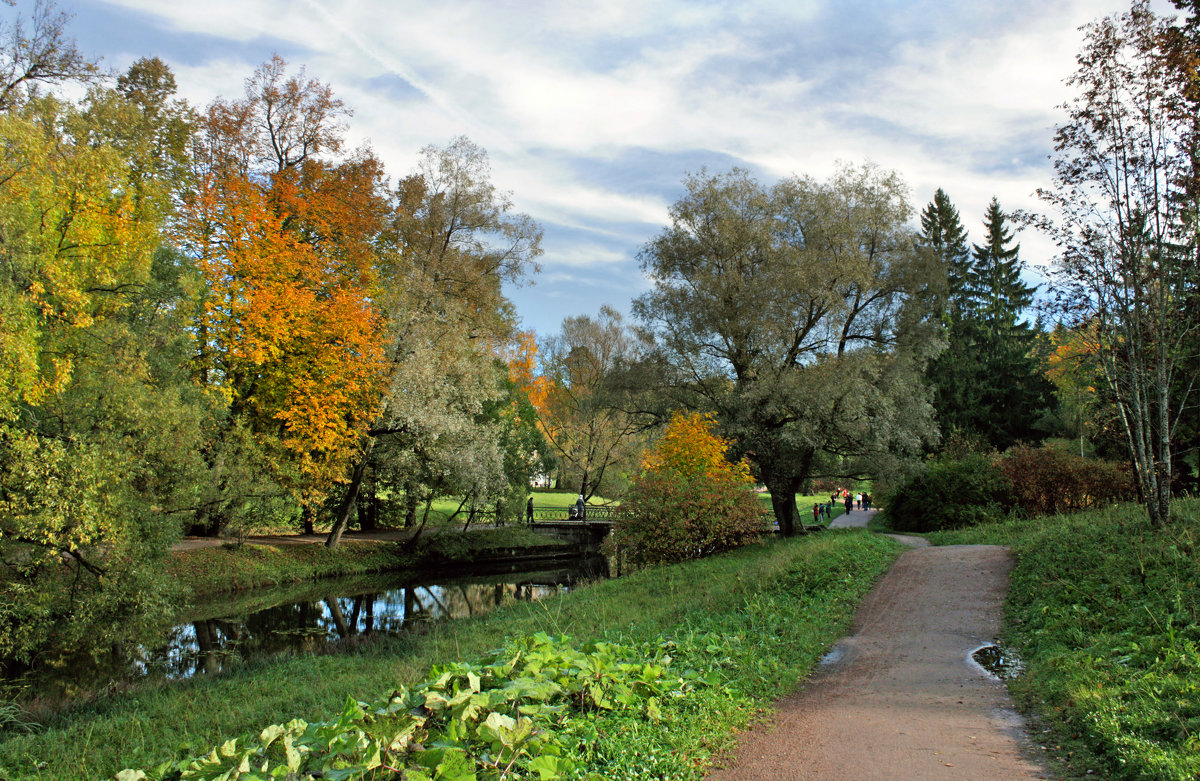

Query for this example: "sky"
[23,0,1169,337]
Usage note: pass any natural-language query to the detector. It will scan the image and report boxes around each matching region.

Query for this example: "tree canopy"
[634,164,943,534]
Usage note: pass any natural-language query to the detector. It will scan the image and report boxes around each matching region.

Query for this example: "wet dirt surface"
[707,511,1052,780]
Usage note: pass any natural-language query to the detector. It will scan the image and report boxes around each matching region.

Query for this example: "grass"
[1002,500,1200,781]
[0,530,903,780]
[756,491,846,525]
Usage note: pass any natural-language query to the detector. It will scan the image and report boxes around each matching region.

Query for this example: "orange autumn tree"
[180,57,387,519]
[611,411,766,564]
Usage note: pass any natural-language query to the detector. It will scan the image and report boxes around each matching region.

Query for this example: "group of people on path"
[813,488,872,523]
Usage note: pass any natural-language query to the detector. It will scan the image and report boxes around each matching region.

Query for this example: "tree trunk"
[325,439,375,548]
[404,487,418,528]
[404,498,435,552]
[758,450,812,537]
[770,488,798,536]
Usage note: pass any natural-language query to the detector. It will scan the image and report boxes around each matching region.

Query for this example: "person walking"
[844,494,853,514]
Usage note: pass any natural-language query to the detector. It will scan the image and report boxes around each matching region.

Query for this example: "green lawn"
[757,491,846,525]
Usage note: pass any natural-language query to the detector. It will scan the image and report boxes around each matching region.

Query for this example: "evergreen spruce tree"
[924,195,1056,451]
[968,198,1056,449]
[971,198,1035,340]
[919,188,973,315]
[921,190,982,443]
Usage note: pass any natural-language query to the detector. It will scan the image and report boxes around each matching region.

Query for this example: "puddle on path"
[970,643,1023,680]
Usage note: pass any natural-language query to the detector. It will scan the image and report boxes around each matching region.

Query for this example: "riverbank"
[167,524,568,598]
[0,530,903,780]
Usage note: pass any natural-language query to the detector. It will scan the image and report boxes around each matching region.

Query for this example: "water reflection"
[6,557,606,714]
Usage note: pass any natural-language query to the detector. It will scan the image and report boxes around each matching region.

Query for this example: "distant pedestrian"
[813,503,821,523]
[844,494,852,514]
[864,494,871,511]
[526,496,534,523]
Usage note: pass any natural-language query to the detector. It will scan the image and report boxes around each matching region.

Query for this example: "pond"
[4,554,608,715]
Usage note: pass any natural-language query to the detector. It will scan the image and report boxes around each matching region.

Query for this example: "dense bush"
[882,454,1012,532]
[611,412,767,564]
[997,445,1133,516]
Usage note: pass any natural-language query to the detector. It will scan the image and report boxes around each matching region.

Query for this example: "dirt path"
[707,510,1052,780]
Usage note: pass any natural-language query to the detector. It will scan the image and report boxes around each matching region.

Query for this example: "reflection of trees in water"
[6,564,595,714]
[180,582,559,675]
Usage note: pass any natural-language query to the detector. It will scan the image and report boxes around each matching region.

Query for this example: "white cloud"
[78,0,1162,334]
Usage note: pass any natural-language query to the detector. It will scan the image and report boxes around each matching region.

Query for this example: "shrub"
[997,445,1133,516]
[611,412,767,564]
[883,454,1011,532]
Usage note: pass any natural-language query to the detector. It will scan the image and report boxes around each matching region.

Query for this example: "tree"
[0,80,205,658]
[536,306,651,501]
[324,138,542,547]
[635,165,942,535]
[921,189,984,445]
[923,193,1055,451]
[971,199,1035,336]
[919,188,971,313]
[967,199,1056,449]
[180,57,389,523]
[612,411,765,564]
[0,0,100,111]
[1029,0,1200,525]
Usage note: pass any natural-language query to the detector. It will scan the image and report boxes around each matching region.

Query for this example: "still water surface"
[8,555,608,713]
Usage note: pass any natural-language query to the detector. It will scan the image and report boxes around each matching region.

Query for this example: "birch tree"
[1030,1,1200,525]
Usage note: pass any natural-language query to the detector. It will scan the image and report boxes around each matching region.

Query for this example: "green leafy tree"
[326,138,542,546]
[537,306,651,501]
[635,164,943,535]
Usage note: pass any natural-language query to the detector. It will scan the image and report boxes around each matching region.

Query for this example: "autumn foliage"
[181,57,388,502]
[997,445,1133,517]
[612,411,767,564]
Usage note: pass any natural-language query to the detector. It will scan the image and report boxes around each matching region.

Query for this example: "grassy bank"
[0,530,902,780]
[1005,501,1200,781]
[170,525,561,597]
[913,500,1200,780]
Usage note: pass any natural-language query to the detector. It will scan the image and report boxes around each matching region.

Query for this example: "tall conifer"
[971,198,1035,339]
[919,188,972,316]
[924,195,1055,450]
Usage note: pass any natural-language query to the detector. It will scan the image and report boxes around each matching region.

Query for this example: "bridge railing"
[528,505,631,524]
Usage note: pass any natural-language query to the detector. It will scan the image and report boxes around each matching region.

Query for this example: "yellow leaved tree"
[611,411,766,564]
